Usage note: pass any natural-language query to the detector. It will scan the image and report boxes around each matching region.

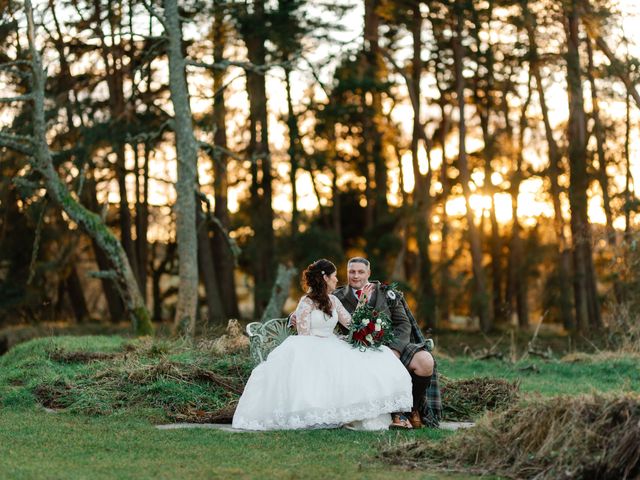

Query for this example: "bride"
[232,259,412,431]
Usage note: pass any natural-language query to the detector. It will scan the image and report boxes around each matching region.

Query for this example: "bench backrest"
[246,318,295,364]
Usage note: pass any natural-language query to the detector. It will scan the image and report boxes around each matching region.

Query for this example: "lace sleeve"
[331,295,352,328]
[294,296,314,335]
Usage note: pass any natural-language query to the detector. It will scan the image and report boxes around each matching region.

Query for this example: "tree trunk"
[505,78,532,328]
[197,202,226,325]
[92,0,140,287]
[66,266,90,323]
[285,67,300,239]
[564,2,601,331]
[83,178,126,323]
[523,0,574,330]
[624,93,633,241]
[364,0,387,225]
[454,0,492,332]
[409,5,436,328]
[25,0,152,335]
[135,142,150,301]
[586,38,615,246]
[164,0,200,336]
[211,6,240,319]
[439,98,451,325]
[245,0,275,319]
[260,264,297,322]
[469,0,503,324]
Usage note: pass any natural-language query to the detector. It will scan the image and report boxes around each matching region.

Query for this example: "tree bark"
[260,264,297,322]
[66,266,90,323]
[135,142,150,301]
[469,0,503,324]
[197,202,226,325]
[523,0,574,330]
[83,178,126,323]
[586,38,615,246]
[505,78,532,328]
[453,0,492,332]
[163,0,200,336]
[211,5,240,319]
[285,67,300,239]
[624,93,633,241]
[439,98,451,326]
[564,1,602,331]
[409,5,436,329]
[211,2,240,318]
[364,0,388,225]
[244,0,275,319]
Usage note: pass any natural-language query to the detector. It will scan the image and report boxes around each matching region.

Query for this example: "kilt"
[398,298,442,428]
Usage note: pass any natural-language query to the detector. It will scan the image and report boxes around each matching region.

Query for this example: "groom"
[332,257,438,428]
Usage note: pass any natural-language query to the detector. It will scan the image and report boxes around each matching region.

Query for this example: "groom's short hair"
[348,257,370,268]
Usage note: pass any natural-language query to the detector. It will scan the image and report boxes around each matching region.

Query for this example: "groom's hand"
[361,283,375,299]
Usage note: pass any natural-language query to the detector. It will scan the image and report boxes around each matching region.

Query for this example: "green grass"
[0,408,459,479]
[439,356,640,396]
[0,335,638,479]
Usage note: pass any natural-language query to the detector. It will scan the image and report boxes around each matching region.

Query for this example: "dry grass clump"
[561,351,640,363]
[198,319,249,355]
[440,376,520,421]
[382,394,640,480]
[33,339,252,419]
[99,359,244,395]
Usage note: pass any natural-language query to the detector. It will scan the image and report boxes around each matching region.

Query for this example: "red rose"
[366,322,375,333]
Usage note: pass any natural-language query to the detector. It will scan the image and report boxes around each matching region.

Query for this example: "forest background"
[1,0,640,345]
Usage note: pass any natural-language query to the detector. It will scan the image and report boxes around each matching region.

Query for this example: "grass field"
[0,335,637,479]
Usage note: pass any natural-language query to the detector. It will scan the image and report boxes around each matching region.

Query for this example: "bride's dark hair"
[302,259,336,316]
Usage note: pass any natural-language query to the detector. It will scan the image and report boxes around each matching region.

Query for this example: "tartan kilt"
[397,297,442,428]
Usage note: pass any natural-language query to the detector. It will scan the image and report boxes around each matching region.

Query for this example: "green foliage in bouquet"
[347,300,394,351]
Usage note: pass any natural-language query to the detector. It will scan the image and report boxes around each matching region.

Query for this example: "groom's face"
[347,261,370,289]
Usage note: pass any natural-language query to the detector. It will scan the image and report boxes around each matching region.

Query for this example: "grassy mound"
[382,394,640,479]
[0,335,252,422]
[440,376,519,421]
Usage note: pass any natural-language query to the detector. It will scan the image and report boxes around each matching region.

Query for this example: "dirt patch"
[382,394,640,480]
[440,376,520,421]
[48,348,120,363]
[33,382,75,409]
[171,401,239,424]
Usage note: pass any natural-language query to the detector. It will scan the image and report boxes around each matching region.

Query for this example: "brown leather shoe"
[409,409,424,429]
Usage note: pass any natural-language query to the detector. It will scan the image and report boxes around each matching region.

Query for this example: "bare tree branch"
[0,133,35,156]
[581,2,640,109]
[186,59,283,75]
[140,0,168,30]
[198,140,245,165]
[0,94,33,103]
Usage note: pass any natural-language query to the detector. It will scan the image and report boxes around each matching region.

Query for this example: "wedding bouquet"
[348,299,394,351]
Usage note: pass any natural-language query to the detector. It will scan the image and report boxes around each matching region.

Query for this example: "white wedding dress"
[232,295,412,431]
